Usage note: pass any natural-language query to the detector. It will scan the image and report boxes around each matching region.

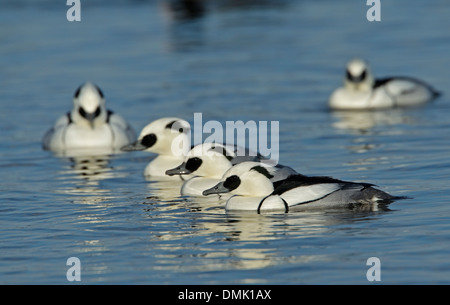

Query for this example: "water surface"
[1,0,450,284]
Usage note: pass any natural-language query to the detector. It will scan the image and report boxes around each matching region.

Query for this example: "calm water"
[1,0,450,284]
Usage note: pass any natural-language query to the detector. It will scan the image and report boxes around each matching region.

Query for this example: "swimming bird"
[121,117,191,179]
[203,162,403,213]
[329,58,440,110]
[166,143,296,196]
[42,82,136,155]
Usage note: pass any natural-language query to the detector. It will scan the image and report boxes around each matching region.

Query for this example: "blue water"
[1,0,450,284]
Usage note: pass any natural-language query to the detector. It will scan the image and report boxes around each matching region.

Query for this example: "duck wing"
[272,175,375,206]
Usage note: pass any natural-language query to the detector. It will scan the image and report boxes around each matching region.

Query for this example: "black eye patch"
[78,106,101,119]
[93,106,101,118]
[223,175,241,191]
[359,70,367,81]
[79,107,87,118]
[346,69,352,81]
[185,157,202,172]
[346,69,367,83]
[141,133,157,148]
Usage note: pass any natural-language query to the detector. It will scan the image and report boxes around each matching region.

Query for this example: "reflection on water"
[53,152,131,226]
[160,0,206,21]
[145,179,186,203]
[330,108,420,172]
[56,154,121,196]
[331,109,417,134]
[140,200,391,276]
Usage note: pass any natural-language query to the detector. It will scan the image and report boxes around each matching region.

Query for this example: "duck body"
[43,82,136,154]
[225,175,396,212]
[166,142,297,196]
[203,162,403,213]
[329,59,440,110]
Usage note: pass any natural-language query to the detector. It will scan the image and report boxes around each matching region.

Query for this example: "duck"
[42,82,136,155]
[329,58,440,110]
[165,143,296,196]
[203,162,404,213]
[121,117,191,180]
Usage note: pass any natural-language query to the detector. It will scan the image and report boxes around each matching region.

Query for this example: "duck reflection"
[144,179,186,203]
[331,109,416,134]
[161,0,206,21]
[53,147,129,200]
[143,199,391,273]
[160,0,206,52]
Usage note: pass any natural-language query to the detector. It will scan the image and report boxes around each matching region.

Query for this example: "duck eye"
[141,133,157,148]
[185,157,202,172]
[223,175,241,191]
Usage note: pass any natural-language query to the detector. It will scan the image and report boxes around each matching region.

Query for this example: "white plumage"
[166,142,296,196]
[203,162,403,213]
[42,82,136,155]
[329,59,440,110]
[121,117,191,180]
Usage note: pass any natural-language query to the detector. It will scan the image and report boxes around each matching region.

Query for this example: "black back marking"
[106,110,113,123]
[66,112,73,124]
[373,76,439,97]
[272,174,351,196]
[373,77,394,89]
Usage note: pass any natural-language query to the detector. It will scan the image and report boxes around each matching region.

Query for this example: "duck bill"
[165,163,192,176]
[85,114,96,129]
[202,181,229,196]
[121,140,147,152]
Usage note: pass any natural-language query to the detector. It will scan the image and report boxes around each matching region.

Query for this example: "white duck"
[121,117,191,180]
[43,82,136,154]
[203,162,404,213]
[329,58,440,110]
[166,143,296,196]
